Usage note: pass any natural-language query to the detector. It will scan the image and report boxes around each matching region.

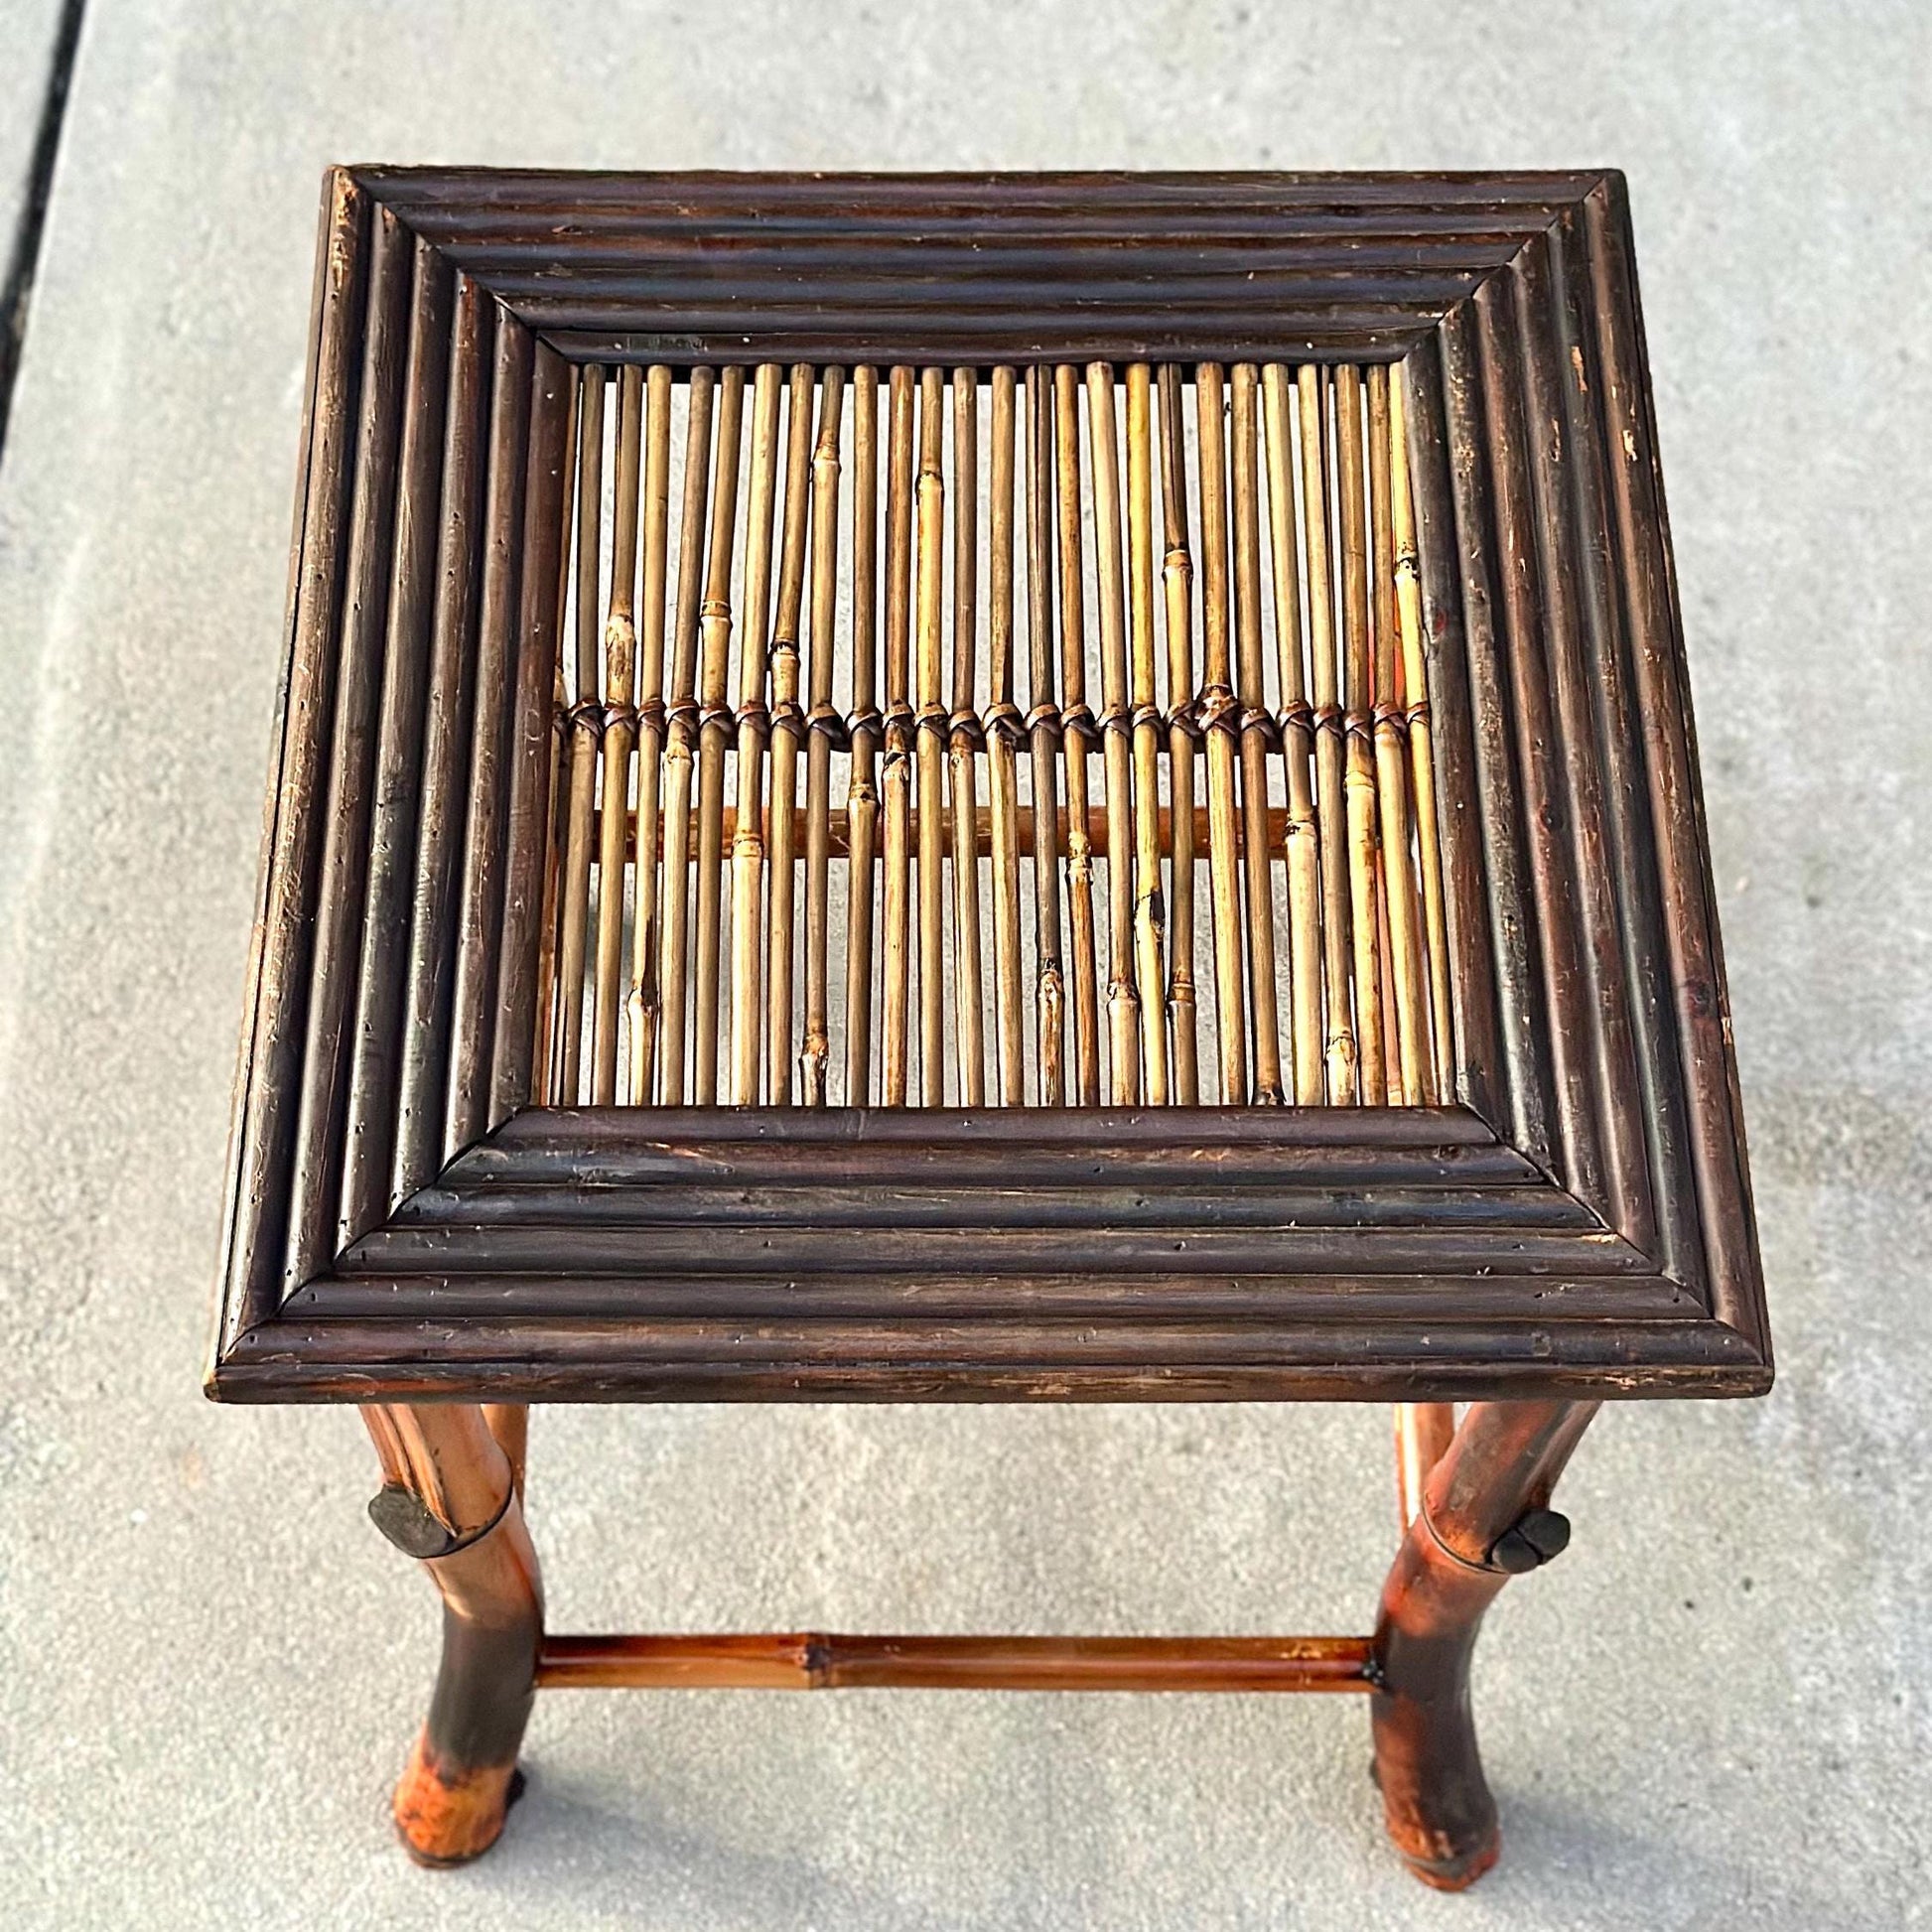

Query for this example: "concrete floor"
[1,1,1927,1925]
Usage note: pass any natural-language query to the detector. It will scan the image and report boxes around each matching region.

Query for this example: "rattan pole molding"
[210,170,1769,1889]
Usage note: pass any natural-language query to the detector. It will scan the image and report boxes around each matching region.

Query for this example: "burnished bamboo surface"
[534,361,1450,1111]
[537,1631,1373,1692]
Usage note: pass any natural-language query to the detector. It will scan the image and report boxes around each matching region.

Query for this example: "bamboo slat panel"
[533,361,1450,1110]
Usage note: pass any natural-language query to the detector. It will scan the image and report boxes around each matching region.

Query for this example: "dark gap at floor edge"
[0,0,89,467]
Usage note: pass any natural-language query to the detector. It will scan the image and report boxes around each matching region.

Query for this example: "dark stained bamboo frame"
[211,170,1768,1888]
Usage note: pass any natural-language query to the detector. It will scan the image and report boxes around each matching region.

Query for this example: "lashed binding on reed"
[536,361,1450,1109]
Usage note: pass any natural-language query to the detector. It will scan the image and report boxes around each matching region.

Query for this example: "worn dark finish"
[210,167,1766,1405]
[209,170,1768,1889]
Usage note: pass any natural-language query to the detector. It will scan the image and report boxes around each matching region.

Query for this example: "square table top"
[208,170,1768,1406]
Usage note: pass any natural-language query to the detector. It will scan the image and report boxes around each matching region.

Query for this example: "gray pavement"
[0,2,1927,1926]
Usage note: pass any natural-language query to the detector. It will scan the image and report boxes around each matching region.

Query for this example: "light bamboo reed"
[655,365,714,1106]
[915,366,948,1108]
[625,366,673,1103]
[1055,364,1101,1106]
[882,366,915,1106]
[845,367,881,1106]
[802,365,845,1106]
[1195,363,1247,1105]
[1390,364,1452,1101]
[1230,364,1284,1105]
[949,367,987,1106]
[730,364,782,1106]
[1026,366,1067,1105]
[1262,364,1324,1106]
[533,363,579,1106]
[592,367,642,1104]
[1124,364,1171,1106]
[1298,363,1357,1103]
[694,366,745,1106]
[1367,364,1431,1107]
[986,366,1027,1106]
[765,364,814,1107]
[1335,365,1387,1106]
[1157,367,1199,1104]
[554,365,604,1106]
[1087,361,1143,1104]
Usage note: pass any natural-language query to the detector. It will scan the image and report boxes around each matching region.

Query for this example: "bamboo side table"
[209,169,1769,1888]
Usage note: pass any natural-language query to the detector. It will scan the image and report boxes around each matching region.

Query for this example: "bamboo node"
[1237,705,1282,749]
[603,613,636,685]
[799,1035,829,1106]
[1024,700,1065,744]
[805,702,850,748]
[983,699,1026,745]
[1196,684,1238,737]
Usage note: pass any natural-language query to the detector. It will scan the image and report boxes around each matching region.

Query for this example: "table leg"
[1370,1399,1596,1889]
[361,1404,543,1865]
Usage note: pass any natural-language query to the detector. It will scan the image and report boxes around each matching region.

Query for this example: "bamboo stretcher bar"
[533,357,1453,1116]
[537,1631,1375,1693]
[621,800,1344,863]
